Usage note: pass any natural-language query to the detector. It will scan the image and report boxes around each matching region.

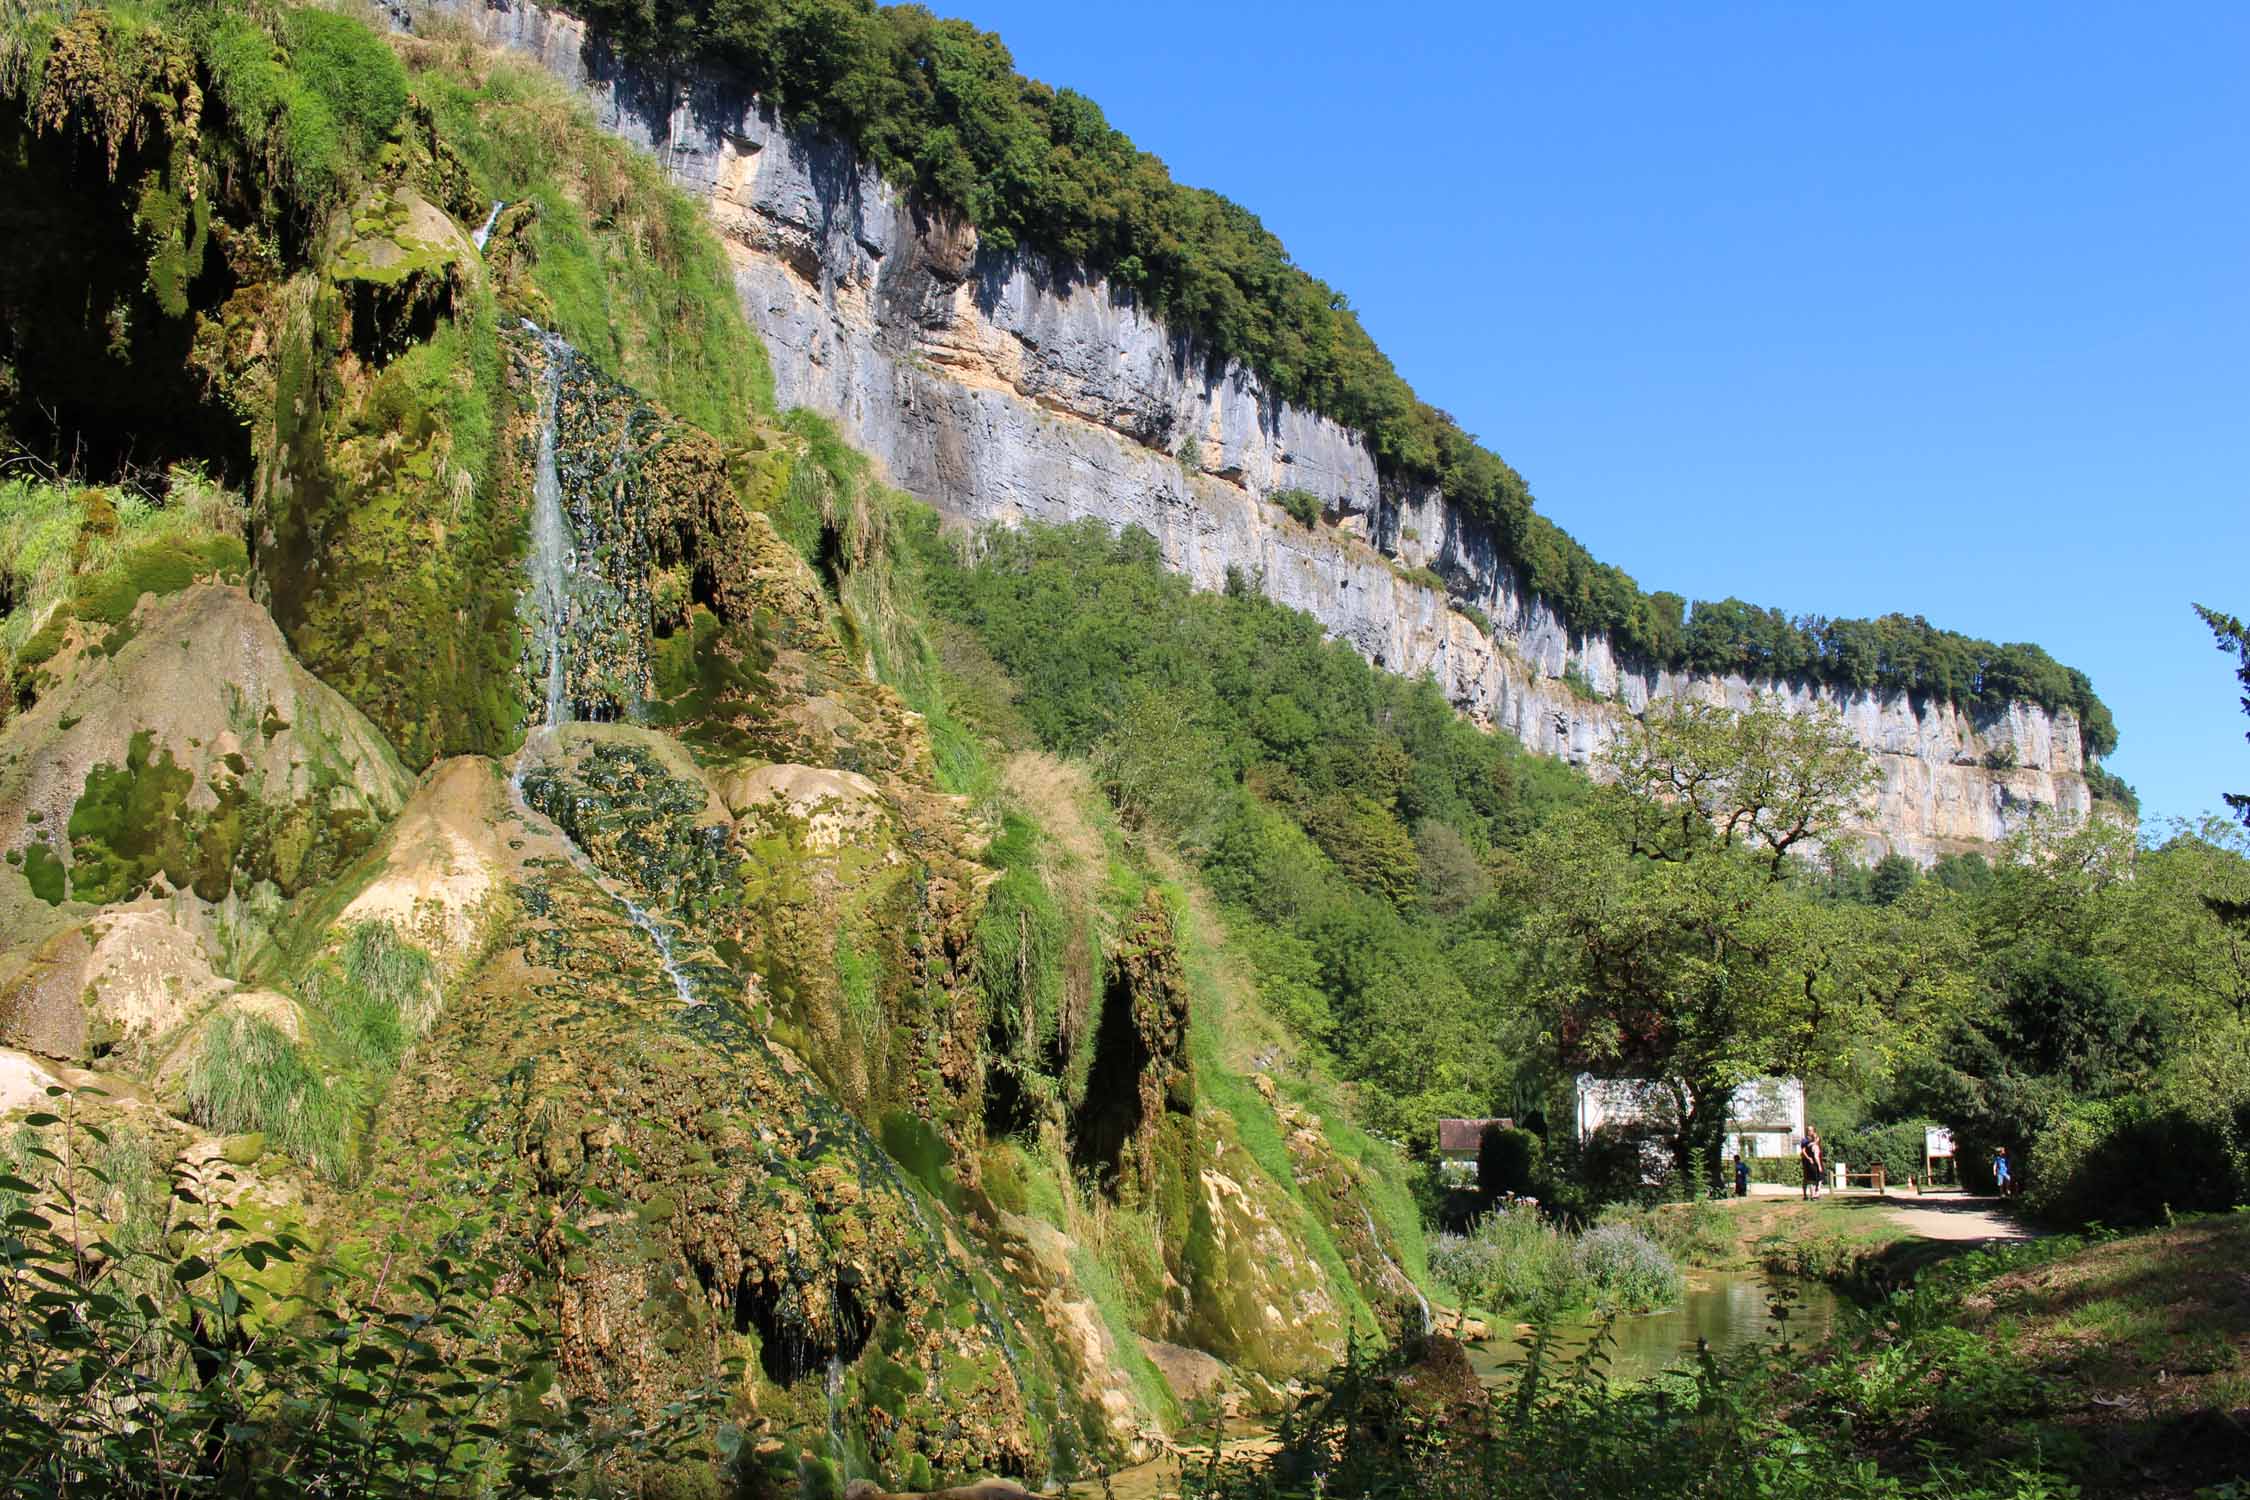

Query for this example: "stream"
[1464,1268,1840,1387]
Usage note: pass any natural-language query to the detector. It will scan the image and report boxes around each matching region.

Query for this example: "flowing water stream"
[1362,1203,1433,1337]
[472,200,505,251]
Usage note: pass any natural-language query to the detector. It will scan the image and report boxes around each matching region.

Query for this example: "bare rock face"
[409,0,2098,861]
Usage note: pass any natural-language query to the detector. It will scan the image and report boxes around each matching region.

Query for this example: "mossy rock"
[0,587,412,915]
[346,799,1049,1487]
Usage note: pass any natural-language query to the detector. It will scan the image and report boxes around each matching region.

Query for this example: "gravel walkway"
[1883,1192,2036,1241]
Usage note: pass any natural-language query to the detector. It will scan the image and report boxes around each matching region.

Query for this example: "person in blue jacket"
[1992,1145,2013,1196]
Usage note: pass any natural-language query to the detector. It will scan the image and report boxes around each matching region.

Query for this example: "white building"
[1572,1074,1807,1159]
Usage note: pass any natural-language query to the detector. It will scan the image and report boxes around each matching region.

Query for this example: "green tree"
[1601,697,1880,876]
[1521,813,1834,1189]
[1868,852,1921,906]
[1525,703,1940,1190]
[1089,680,1224,846]
[2112,817,2250,1025]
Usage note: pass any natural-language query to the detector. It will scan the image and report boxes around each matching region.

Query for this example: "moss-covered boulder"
[0,585,411,924]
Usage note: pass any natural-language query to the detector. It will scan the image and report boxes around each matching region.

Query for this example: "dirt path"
[1882,1192,2036,1242]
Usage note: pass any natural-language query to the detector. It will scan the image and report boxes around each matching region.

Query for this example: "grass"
[1730,1193,1946,1290]
[403,40,775,437]
[305,921,439,1075]
[1,466,248,664]
[178,922,442,1187]
[183,1011,351,1181]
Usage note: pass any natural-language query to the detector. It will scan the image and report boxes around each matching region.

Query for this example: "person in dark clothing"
[1734,1152,1750,1198]
[1799,1128,1824,1200]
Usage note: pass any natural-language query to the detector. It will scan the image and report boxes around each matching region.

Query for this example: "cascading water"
[510,322,1055,1479]
[859,1145,1071,1484]
[1362,1203,1434,1337]
[514,322,699,1009]
[823,1355,853,1481]
[526,332,572,727]
[472,199,505,251]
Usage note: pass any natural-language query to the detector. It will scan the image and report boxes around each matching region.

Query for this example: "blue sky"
[951,0,2248,828]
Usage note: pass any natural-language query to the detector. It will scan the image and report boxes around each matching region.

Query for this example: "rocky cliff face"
[416,0,2092,861]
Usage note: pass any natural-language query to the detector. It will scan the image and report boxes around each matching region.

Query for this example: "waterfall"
[514,322,698,1009]
[1362,1203,1433,1337]
[823,1355,852,1479]
[472,200,505,251]
[526,333,571,727]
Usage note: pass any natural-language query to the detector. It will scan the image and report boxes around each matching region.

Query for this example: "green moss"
[65,729,195,904]
[879,1110,957,1211]
[263,274,524,768]
[72,535,247,626]
[21,840,66,905]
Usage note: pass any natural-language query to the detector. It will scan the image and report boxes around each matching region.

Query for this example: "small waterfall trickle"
[514,321,699,1009]
[858,1145,1069,1480]
[1362,1203,1434,1337]
[526,335,572,727]
[472,199,505,251]
[823,1355,853,1479]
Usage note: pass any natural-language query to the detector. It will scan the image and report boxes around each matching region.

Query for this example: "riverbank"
[1148,1211,2248,1500]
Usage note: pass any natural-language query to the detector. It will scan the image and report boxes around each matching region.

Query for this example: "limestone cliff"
[415,0,2094,862]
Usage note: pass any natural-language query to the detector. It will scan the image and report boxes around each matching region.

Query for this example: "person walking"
[1799,1128,1824,1201]
[1734,1151,1750,1199]
[1992,1145,2012,1197]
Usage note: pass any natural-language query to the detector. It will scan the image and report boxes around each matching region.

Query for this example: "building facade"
[1571,1074,1807,1159]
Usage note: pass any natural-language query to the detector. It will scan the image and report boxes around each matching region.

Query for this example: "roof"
[1437,1118,1515,1156]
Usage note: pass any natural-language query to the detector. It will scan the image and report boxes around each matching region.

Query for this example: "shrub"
[1832,1119,1942,1184]
[1427,1202,1576,1320]
[1598,1198,1731,1268]
[1548,1120,1676,1216]
[1572,1223,1682,1311]
[1477,1124,1541,1200]
[2024,1092,2247,1228]
[0,1093,730,1495]
[1272,487,1320,527]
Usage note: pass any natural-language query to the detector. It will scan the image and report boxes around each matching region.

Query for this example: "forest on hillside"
[909,515,2249,1230]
